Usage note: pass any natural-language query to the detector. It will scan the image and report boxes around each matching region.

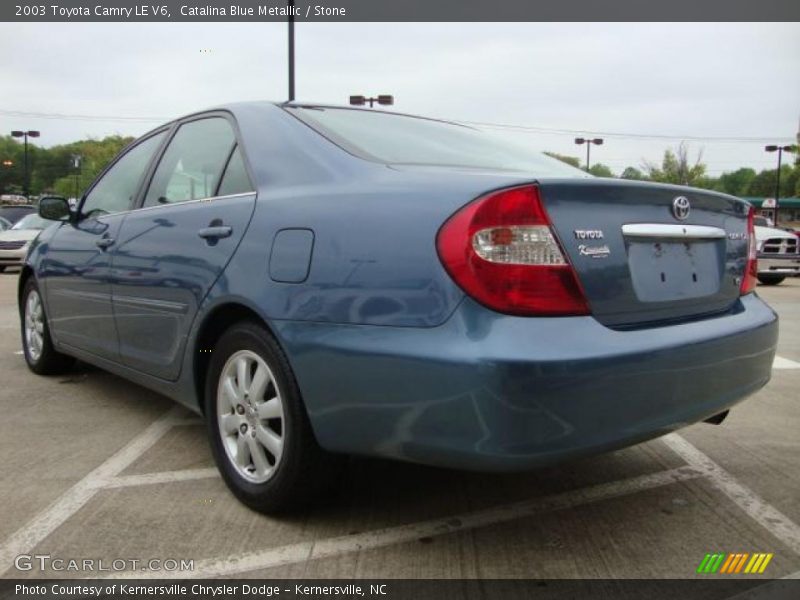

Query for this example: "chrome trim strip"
[130,191,256,215]
[51,289,188,313]
[112,294,189,314]
[84,191,256,219]
[50,289,111,302]
[622,224,727,240]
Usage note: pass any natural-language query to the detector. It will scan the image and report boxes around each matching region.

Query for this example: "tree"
[714,168,756,197]
[544,152,581,169]
[588,163,614,178]
[746,165,795,198]
[643,142,707,187]
[620,166,646,180]
[0,135,25,195]
[0,135,135,199]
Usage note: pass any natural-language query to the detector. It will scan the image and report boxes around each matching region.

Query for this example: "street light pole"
[574,137,604,171]
[10,130,40,201]
[287,0,295,101]
[71,154,82,201]
[765,144,797,224]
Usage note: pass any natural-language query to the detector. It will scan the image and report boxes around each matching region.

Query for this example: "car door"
[43,131,167,358]
[110,115,257,380]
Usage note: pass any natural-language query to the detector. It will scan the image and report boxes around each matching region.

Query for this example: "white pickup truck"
[754,216,800,285]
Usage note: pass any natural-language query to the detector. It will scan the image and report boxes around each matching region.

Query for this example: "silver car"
[0,213,49,272]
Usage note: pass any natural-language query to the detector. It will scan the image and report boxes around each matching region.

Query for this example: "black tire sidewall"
[205,322,311,510]
[757,276,785,285]
[21,278,56,373]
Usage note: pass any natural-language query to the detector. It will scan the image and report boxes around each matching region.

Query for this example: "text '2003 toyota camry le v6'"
[20,103,778,512]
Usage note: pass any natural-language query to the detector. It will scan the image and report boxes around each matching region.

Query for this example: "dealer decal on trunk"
[578,244,611,259]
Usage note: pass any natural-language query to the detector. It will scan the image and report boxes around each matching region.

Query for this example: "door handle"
[198,226,232,240]
[96,237,115,250]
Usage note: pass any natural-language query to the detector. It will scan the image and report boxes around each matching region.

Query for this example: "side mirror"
[39,196,72,221]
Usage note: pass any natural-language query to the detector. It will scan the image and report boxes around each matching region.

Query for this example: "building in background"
[744,197,800,228]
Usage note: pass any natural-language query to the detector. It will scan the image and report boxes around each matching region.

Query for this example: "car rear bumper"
[758,254,800,276]
[275,293,778,471]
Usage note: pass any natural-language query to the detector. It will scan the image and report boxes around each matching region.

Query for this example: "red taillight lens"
[740,205,758,295]
[436,185,590,316]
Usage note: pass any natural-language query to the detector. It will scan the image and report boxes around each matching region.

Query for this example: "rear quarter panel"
[221,103,539,328]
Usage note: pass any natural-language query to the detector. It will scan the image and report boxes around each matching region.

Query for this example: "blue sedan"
[20,103,778,512]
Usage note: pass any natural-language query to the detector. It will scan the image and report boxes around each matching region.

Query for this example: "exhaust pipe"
[703,410,729,425]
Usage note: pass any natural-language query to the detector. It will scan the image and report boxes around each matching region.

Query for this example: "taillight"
[740,205,758,295]
[436,185,590,316]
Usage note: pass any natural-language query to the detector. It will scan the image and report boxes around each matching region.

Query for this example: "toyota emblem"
[672,196,690,220]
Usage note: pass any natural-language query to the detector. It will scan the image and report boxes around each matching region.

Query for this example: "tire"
[757,275,785,286]
[0,266,6,273]
[20,278,75,375]
[205,321,342,513]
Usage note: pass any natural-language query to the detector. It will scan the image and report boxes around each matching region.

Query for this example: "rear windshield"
[286,106,587,177]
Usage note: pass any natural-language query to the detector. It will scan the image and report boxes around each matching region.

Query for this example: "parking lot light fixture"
[764,144,797,223]
[349,94,394,108]
[574,137,604,171]
[10,130,40,200]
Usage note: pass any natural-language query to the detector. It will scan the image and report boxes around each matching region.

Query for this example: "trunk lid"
[537,179,750,328]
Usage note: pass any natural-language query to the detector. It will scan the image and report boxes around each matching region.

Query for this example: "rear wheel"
[21,278,75,374]
[0,266,6,273]
[205,321,341,513]
[757,275,785,286]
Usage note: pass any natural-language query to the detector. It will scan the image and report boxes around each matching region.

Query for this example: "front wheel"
[757,275,785,286]
[21,278,75,374]
[205,321,341,513]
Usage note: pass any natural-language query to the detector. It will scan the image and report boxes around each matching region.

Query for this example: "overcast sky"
[1,22,798,176]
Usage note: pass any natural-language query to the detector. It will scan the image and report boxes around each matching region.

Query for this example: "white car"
[754,216,800,285]
[0,213,49,272]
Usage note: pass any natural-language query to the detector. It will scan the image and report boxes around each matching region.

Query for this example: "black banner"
[3,0,800,22]
[2,580,800,600]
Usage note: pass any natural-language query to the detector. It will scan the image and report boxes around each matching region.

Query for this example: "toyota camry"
[20,102,778,512]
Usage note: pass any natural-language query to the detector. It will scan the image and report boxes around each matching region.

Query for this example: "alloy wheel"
[24,290,44,362]
[216,349,285,483]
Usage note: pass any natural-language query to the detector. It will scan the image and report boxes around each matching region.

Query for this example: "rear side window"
[217,146,253,197]
[144,118,236,207]
[82,131,166,218]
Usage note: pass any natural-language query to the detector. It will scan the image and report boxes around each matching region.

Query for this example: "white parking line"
[103,468,219,489]
[2,355,797,579]
[0,406,186,577]
[105,465,704,579]
[663,433,800,555]
[773,356,800,370]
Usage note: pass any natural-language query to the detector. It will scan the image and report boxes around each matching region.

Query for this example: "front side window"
[82,131,166,218]
[144,118,236,207]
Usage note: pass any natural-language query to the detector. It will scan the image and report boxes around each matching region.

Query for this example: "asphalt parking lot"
[0,272,798,580]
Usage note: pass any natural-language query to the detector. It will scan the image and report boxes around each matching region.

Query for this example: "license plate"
[627,240,722,302]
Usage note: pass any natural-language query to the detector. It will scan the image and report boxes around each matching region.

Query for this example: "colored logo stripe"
[697,553,773,574]
[745,553,774,574]
[697,553,726,574]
